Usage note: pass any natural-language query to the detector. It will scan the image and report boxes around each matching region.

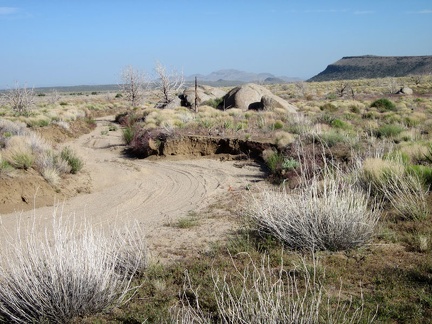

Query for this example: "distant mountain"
[308,55,432,82]
[186,69,301,84]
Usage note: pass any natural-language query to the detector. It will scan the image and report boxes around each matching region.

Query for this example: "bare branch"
[153,61,184,108]
[119,66,147,107]
[1,82,35,115]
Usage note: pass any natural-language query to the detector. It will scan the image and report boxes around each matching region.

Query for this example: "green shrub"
[281,158,299,170]
[320,102,337,112]
[370,98,396,112]
[316,131,347,147]
[407,165,432,190]
[122,126,135,145]
[374,124,404,138]
[273,120,284,130]
[60,147,83,174]
[331,119,350,130]
[202,97,224,108]
[263,150,284,173]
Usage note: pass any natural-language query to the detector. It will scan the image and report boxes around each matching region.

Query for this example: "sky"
[0,0,431,89]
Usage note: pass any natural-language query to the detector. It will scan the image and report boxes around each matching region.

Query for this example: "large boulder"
[181,85,227,108]
[397,86,413,95]
[222,83,297,113]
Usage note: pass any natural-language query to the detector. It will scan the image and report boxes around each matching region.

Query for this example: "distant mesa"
[308,55,432,82]
[186,69,301,85]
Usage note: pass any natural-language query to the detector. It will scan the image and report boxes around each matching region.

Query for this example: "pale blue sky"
[0,0,431,88]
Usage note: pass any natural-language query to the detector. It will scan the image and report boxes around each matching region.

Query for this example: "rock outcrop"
[397,86,413,95]
[181,85,227,108]
[221,83,297,113]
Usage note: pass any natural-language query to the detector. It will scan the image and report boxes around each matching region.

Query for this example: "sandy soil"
[0,116,267,263]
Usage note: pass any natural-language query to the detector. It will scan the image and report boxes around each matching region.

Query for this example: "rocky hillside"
[308,55,432,81]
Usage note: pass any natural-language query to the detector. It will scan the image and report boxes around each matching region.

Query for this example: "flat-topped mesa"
[308,55,432,81]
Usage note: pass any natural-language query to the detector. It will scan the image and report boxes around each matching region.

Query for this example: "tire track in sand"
[0,116,266,262]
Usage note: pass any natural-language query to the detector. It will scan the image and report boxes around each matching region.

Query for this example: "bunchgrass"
[0,211,147,323]
[60,146,83,174]
[246,169,380,251]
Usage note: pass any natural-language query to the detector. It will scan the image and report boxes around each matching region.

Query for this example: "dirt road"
[1,116,266,262]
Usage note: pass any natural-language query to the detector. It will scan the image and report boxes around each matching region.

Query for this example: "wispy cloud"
[354,10,375,15]
[0,7,18,15]
[304,9,349,14]
[407,9,432,14]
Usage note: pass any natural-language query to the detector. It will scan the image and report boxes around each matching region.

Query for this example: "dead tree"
[120,66,147,107]
[153,61,184,108]
[1,82,35,115]
[194,76,198,113]
[337,82,355,99]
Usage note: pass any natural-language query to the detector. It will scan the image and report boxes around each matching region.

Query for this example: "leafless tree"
[1,82,35,115]
[294,81,309,99]
[153,61,184,108]
[410,74,425,85]
[119,65,147,107]
[336,81,355,98]
[385,77,399,94]
[48,89,61,105]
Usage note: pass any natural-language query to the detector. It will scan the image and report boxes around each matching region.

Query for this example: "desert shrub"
[0,215,147,323]
[262,149,284,173]
[331,118,350,130]
[359,156,428,220]
[246,172,380,251]
[359,157,404,196]
[314,130,348,147]
[60,146,83,174]
[201,97,224,109]
[374,124,404,138]
[115,111,140,127]
[281,157,300,170]
[320,102,337,112]
[381,169,429,220]
[122,126,135,145]
[412,163,432,189]
[273,120,284,130]
[3,137,34,170]
[0,153,13,174]
[370,98,396,112]
[128,128,168,158]
[35,150,71,178]
[0,119,28,137]
[274,131,295,148]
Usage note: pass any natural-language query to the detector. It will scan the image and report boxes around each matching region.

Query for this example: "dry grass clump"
[246,169,380,251]
[0,119,83,183]
[2,136,35,170]
[172,254,374,324]
[274,131,296,148]
[0,213,147,323]
[358,156,429,220]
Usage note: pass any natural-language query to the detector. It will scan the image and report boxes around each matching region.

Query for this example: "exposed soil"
[0,116,268,263]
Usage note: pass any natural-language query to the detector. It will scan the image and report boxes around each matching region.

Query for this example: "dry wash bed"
[0,116,266,263]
